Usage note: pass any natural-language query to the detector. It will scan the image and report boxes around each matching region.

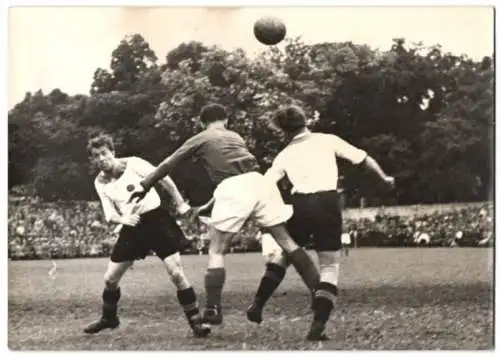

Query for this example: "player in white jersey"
[246,105,395,341]
[83,134,210,337]
[341,232,352,256]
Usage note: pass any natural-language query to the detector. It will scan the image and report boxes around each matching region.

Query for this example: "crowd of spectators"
[343,203,494,248]
[8,197,493,260]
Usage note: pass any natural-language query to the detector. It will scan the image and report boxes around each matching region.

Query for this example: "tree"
[91,34,158,94]
[8,35,494,205]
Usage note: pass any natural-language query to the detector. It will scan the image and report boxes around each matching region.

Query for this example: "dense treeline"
[8,34,494,207]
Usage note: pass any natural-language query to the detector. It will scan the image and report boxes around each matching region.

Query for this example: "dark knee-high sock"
[177,287,201,324]
[313,282,338,324]
[254,263,286,308]
[204,268,226,308]
[102,287,121,320]
[288,248,320,291]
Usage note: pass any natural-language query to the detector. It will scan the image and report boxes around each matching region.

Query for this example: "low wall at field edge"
[343,202,490,220]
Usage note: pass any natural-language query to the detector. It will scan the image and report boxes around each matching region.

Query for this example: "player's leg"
[202,226,236,325]
[150,209,211,337]
[83,260,133,334]
[266,224,319,291]
[249,196,321,324]
[255,181,320,292]
[306,191,343,341]
[203,177,255,325]
[307,250,341,341]
[247,237,289,324]
[161,252,211,337]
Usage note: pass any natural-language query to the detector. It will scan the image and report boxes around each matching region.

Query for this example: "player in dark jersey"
[129,103,320,328]
[83,134,210,338]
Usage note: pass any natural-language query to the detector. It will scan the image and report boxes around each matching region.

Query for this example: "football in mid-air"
[253,16,287,45]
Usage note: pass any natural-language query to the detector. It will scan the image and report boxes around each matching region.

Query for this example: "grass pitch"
[8,248,494,350]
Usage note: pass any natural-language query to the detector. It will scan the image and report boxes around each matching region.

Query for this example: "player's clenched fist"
[383,176,396,190]
[120,213,141,227]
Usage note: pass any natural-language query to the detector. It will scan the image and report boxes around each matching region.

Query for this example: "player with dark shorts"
[128,103,320,332]
[83,134,210,338]
[246,106,395,340]
[110,206,183,262]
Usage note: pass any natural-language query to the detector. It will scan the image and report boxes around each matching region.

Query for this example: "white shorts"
[211,172,293,233]
[261,233,284,261]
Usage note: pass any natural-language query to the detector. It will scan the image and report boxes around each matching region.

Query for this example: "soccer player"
[341,231,352,256]
[246,105,395,341]
[128,103,320,326]
[83,134,210,338]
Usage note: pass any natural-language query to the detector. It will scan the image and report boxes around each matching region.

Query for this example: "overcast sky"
[8,6,494,109]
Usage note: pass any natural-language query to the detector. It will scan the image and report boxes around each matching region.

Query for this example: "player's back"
[272,131,366,194]
[195,128,260,185]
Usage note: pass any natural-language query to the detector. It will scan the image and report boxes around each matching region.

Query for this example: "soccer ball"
[253,16,287,45]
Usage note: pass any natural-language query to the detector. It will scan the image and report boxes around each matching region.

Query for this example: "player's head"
[87,133,116,172]
[199,103,228,127]
[272,105,307,136]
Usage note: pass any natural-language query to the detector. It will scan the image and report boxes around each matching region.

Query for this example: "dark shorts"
[286,190,342,252]
[110,207,184,263]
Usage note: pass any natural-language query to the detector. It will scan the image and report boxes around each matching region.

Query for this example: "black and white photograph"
[6,4,495,351]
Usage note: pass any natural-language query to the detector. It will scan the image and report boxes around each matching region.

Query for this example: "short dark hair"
[199,103,228,125]
[87,133,114,154]
[272,105,307,133]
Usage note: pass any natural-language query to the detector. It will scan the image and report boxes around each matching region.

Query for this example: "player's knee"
[318,250,340,265]
[317,251,341,285]
[267,252,288,267]
[163,253,181,275]
[266,225,299,253]
[103,261,132,290]
[209,245,224,255]
[104,272,120,290]
[169,266,188,287]
[163,253,190,288]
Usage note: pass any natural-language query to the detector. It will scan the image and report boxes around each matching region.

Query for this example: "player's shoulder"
[185,129,212,145]
[123,155,140,163]
[94,172,108,186]
[124,156,150,166]
[315,132,339,141]
[318,133,348,147]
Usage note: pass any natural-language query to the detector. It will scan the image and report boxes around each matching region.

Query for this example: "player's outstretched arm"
[159,176,191,214]
[140,157,174,191]
[140,135,203,191]
[332,135,395,190]
[129,156,191,214]
[362,155,395,189]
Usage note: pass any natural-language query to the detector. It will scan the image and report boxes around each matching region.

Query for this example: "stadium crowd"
[8,198,493,260]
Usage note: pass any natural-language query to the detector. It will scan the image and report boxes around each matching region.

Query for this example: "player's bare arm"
[130,135,203,202]
[361,156,395,189]
[129,157,190,214]
[332,135,395,190]
[159,176,188,210]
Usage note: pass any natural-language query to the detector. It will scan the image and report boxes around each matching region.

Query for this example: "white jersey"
[264,130,367,194]
[94,156,161,222]
[341,233,352,245]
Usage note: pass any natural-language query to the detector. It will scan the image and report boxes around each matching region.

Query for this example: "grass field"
[8,248,494,350]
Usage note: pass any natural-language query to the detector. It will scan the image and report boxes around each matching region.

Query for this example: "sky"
[7,6,494,109]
